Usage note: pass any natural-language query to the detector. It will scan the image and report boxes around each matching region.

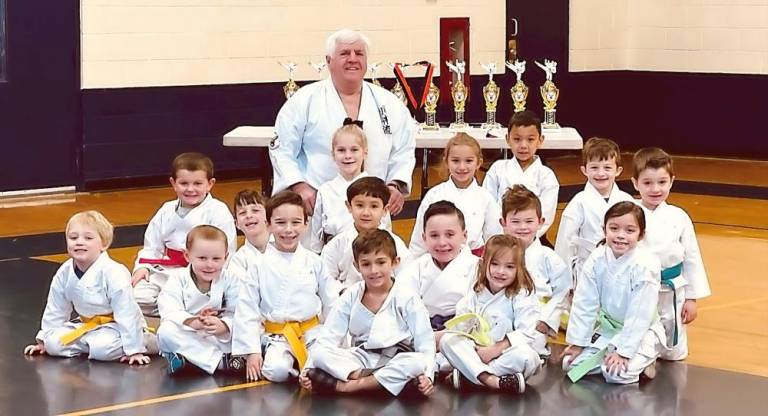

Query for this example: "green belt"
[567,310,624,383]
[661,262,683,346]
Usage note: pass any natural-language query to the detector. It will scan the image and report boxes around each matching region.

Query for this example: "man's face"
[327,40,367,85]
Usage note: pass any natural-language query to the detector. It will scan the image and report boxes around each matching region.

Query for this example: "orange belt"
[59,314,114,345]
[263,316,320,369]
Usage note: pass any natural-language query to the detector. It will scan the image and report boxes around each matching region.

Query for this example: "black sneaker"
[498,373,525,394]
[227,355,246,372]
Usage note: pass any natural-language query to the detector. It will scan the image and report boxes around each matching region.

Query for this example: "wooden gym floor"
[1,153,766,415]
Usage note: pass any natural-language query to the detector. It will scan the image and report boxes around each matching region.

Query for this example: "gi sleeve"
[270,96,308,194]
[565,253,601,347]
[106,264,147,355]
[231,266,265,356]
[36,264,74,342]
[537,167,560,237]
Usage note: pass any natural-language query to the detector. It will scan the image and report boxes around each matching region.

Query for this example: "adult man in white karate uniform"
[269,29,415,216]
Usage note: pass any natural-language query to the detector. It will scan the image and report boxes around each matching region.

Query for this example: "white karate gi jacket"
[315,280,437,378]
[638,202,711,299]
[308,171,392,253]
[270,79,415,194]
[133,193,237,273]
[321,227,411,291]
[566,245,665,359]
[398,247,479,318]
[157,265,240,342]
[409,178,502,257]
[36,252,146,356]
[525,238,573,331]
[231,243,338,356]
[455,284,547,355]
[482,157,560,237]
[554,182,633,275]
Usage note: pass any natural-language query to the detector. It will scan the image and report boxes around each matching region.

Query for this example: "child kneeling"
[562,201,665,384]
[440,235,544,394]
[24,211,151,365]
[157,225,241,375]
[300,230,435,397]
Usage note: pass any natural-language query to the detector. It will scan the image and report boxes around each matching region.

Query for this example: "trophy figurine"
[421,82,440,131]
[309,61,328,78]
[446,60,468,131]
[535,59,560,128]
[480,62,502,130]
[387,63,407,105]
[279,62,300,100]
[505,59,528,113]
[368,62,382,87]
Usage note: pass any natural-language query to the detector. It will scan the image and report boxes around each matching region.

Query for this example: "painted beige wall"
[81,0,507,89]
[570,0,768,74]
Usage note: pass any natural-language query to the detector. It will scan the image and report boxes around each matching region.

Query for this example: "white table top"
[223,125,583,150]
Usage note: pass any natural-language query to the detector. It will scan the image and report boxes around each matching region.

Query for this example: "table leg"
[262,150,273,197]
[421,148,429,199]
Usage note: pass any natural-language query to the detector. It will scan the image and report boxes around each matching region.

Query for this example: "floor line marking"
[56,380,269,416]
[698,296,768,312]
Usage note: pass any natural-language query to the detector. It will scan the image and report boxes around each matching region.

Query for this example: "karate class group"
[22,28,711,399]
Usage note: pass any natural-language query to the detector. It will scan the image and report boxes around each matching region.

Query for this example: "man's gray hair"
[325,29,371,57]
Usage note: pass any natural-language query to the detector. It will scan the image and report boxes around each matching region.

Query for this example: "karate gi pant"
[658,285,688,361]
[311,345,430,396]
[42,325,125,362]
[260,337,307,382]
[440,334,541,384]
[563,330,661,384]
[133,272,169,316]
[157,321,230,374]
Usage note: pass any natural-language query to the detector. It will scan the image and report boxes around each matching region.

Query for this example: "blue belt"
[661,262,683,346]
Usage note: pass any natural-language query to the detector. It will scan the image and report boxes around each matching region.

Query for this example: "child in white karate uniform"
[483,111,559,242]
[409,133,501,257]
[555,138,633,279]
[300,230,436,397]
[157,225,242,375]
[226,189,269,278]
[131,152,237,316]
[232,191,339,383]
[322,177,410,291]
[631,148,711,361]
[562,202,665,384]
[500,185,573,350]
[24,211,151,365]
[308,124,391,253]
[440,235,544,393]
[400,200,479,331]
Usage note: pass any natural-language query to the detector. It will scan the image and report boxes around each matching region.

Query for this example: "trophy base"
[420,123,441,131]
[481,122,502,130]
[449,122,469,131]
[542,123,561,130]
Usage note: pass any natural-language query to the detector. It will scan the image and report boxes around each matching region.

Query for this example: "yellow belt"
[263,316,320,369]
[59,314,114,345]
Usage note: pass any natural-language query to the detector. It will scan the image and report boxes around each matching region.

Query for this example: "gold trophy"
[446,60,468,131]
[421,82,440,131]
[368,62,382,87]
[536,59,560,128]
[279,61,300,100]
[480,62,501,130]
[505,59,528,113]
[387,63,407,105]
